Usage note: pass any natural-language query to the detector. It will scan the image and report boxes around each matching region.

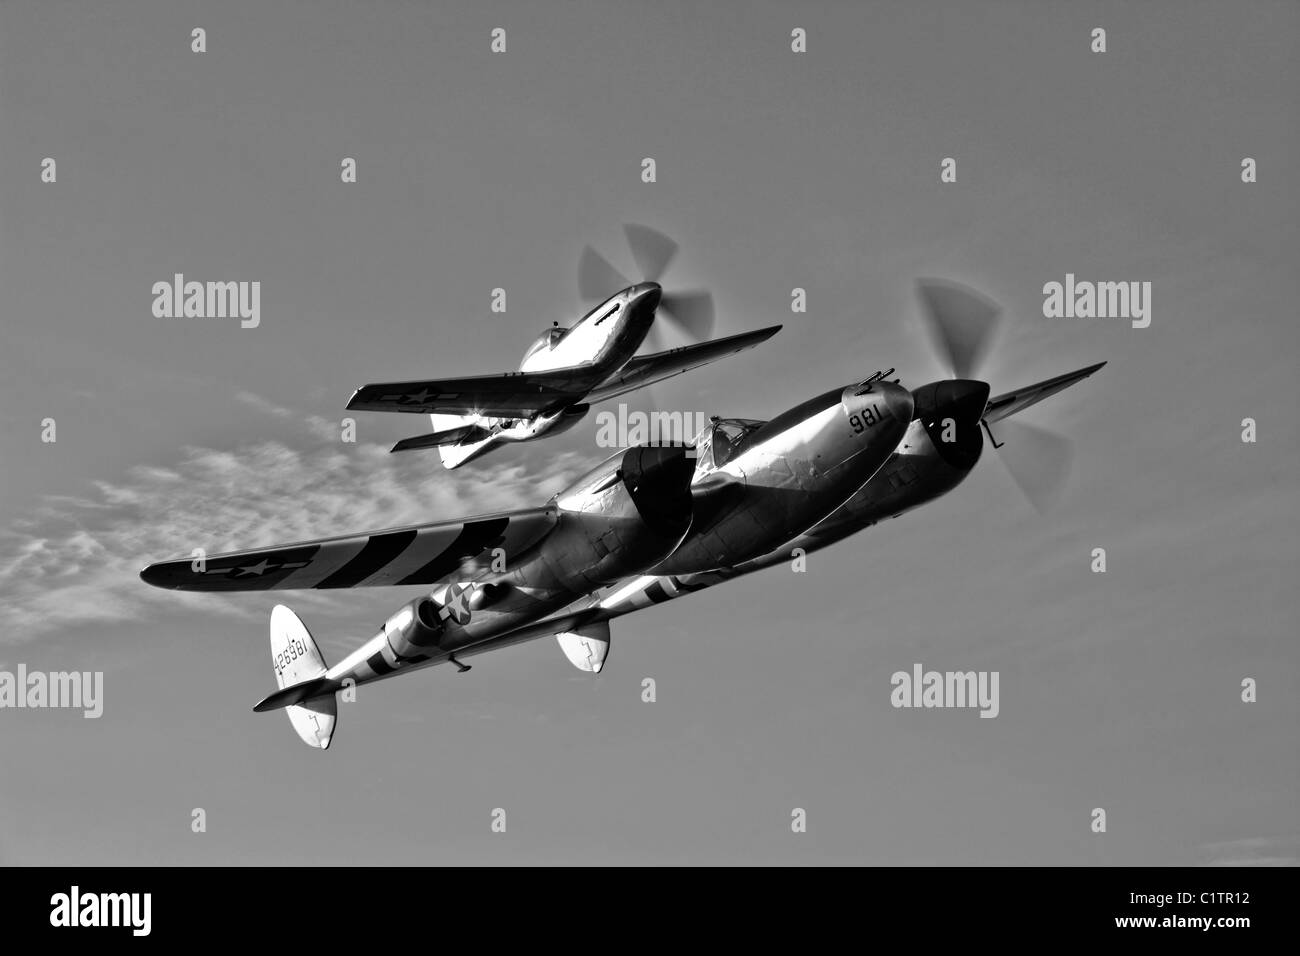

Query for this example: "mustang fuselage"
[519,283,662,375]
[432,284,663,464]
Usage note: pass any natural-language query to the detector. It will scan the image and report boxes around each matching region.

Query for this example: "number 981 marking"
[849,405,883,434]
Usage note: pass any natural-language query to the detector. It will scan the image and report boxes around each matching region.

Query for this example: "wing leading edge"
[346,369,605,418]
[139,507,557,592]
[585,325,782,404]
[346,326,782,417]
[982,361,1107,424]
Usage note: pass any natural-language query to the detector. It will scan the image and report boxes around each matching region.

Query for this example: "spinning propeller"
[579,224,716,344]
[916,279,1074,513]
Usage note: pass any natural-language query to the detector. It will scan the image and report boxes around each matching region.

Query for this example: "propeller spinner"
[915,278,1074,512]
[578,224,716,343]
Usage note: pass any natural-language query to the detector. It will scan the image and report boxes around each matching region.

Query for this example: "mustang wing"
[585,326,782,404]
[346,369,606,417]
[983,362,1107,424]
[139,507,556,592]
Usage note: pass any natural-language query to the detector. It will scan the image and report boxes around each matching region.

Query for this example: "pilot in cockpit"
[694,417,765,471]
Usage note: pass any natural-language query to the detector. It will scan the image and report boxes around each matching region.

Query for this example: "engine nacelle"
[427,444,696,652]
[381,594,448,661]
[547,443,696,589]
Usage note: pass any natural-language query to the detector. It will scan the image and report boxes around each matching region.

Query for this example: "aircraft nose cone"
[914,379,991,471]
[630,282,662,312]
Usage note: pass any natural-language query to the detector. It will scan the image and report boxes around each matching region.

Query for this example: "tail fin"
[268,605,336,749]
[555,621,612,673]
[429,413,499,469]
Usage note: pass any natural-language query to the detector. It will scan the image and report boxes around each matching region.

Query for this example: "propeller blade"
[623,224,678,283]
[992,419,1073,514]
[643,322,665,353]
[917,279,1001,380]
[660,290,715,341]
[579,246,631,302]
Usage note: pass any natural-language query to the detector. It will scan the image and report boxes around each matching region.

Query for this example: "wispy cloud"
[0,395,587,644]
[234,390,339,442]
[1197,836,1300,867]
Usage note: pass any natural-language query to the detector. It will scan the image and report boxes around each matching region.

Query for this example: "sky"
[0,0,1296,865]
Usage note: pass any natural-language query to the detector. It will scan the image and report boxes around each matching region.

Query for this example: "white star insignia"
[441,584,474,625]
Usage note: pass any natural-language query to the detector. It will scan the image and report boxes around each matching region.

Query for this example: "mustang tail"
[403,413,499,468]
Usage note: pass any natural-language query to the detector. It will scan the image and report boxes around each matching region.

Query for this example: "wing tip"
[139,562,171,589]
[712,324,782,349]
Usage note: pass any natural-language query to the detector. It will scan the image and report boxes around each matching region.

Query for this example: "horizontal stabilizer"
[391,422,491,453]
[254,676,333,713]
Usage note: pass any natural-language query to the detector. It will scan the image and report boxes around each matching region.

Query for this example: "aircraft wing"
[983,361,1107,424]
[585,325,782,404]
[139,507,556,592]
[346,369,606,417]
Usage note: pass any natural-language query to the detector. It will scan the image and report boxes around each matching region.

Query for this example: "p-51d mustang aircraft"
[141,280,1105,750]
[346,225,781,468]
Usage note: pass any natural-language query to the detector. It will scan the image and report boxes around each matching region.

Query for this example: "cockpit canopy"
[692,418,766,471]
[521,326,569,364]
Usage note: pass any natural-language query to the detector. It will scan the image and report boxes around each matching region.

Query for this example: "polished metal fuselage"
[450,283,663,460]
[651,381,914,575]
[594,415,981,615]
[519,283,660,375]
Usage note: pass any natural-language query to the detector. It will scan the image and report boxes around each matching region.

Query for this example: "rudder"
[430,413,499,469]
[269,605,336,749]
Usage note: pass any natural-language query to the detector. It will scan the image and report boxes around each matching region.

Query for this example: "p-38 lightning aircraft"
[346,225,781,468]
[141,280,1104,750]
